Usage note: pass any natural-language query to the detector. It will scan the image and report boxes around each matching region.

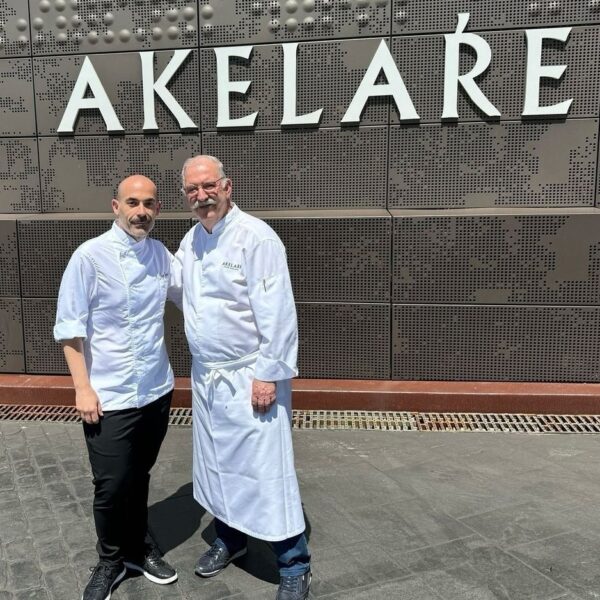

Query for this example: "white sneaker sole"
[81,566,126,600]
[194,547,248,577]
[123,561,178,585]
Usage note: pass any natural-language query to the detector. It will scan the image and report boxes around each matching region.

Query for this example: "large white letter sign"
[141,50,197,131]
[523,27,573,117]
[341,39,419,125]
[442,13,500,120]
[57,56,123,133]
[215,45,258,129]
[281,43,323,127]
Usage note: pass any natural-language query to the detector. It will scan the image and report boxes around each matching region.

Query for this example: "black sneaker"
[276,571,311,600]
[82,561,126,600]
[124,545,178,584]
[194,543,247,577]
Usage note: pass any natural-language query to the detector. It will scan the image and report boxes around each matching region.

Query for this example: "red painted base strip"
[0,375,599,414]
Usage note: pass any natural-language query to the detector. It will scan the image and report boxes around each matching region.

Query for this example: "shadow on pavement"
[148,482,205,554]
[198,505,312,585]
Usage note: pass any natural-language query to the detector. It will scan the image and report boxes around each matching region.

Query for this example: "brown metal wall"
[1,1,599,384]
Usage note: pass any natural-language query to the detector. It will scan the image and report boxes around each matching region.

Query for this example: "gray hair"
[181,155,227,187]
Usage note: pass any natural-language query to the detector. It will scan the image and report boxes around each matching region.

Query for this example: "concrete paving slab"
[510,531,600,600]
[458,502,573,549]
[350,497,475,553]
[384,458,519,519]
[316,576,441,600]
[0,423,599,599]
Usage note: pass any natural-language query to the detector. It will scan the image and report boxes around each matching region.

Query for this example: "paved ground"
[1,420,600,599]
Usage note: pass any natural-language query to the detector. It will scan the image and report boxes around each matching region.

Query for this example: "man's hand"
[76,385,103,424]
[251,379,276,413]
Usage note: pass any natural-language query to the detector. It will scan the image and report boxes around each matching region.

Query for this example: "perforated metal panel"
[266,214,391,302]
[597,133,600,207]
[34,50,199,135]
[298,303,390,379]
[18,218,191,297]
[29,1,198,55]
[22,297,184,376]
[0,59,35,136]
[0,298,24,373]
[393,211,600,304]
[38,135,200,212]
[3,2,600,386]
[198,0,390,46]
[22,298,67,374]
[0,220,19,297]
[392,0,600,35]
[0,0,31,58]
[389,120,598,209]
[0,138,41,213]
[393,304,600,383]
[151,217,192,254]
[203,127,388,210]
[18,219,111,297]
[199,38,389,130]
[391,26,600,123]
[164,301,190,377]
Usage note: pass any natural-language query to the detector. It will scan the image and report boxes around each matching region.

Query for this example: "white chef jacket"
[176,204,298,380]
[54,221,182,411]
[176,204,304,541]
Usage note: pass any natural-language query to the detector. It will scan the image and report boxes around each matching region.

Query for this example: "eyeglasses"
[181,177,226,197]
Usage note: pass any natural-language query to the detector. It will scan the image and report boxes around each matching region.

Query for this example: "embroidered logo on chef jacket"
[157,272,169,293]
[222,261,242,271]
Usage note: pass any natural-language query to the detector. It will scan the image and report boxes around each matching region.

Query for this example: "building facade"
[1,1,599,386]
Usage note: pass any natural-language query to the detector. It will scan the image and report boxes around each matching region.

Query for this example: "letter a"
[341,40,419,125]
[57,57,123,133]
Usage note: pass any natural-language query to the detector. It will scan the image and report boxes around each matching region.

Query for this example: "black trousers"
[83,391,172,565]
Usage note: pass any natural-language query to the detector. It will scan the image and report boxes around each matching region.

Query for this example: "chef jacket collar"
[206,203,240,237]
[111,220,148,251]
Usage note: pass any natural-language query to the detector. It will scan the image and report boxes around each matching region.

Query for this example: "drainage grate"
[0,404,195,426]
[292,411,600,433]
[0,404,82,423]
[1,404,600,433]
[169,407,194,426]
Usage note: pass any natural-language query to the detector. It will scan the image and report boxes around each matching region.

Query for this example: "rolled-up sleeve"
[53,251,96,342]
[246,238,298,381]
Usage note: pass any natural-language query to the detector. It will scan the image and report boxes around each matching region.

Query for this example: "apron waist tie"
[200,350,260,388]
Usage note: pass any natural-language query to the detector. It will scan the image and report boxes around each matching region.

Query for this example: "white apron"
[191,351,306,542]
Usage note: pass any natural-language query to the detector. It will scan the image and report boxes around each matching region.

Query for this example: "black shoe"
[276,571,311,600]
[194,543,247,577]
[124,546,178,584]
[82,561,126,600]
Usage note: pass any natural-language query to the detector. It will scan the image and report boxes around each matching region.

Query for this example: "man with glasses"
[176,155,311,600]
[54,175,180,600]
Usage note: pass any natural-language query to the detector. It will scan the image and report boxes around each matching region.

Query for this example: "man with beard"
[54,175,180,600]
[176,155,311,600]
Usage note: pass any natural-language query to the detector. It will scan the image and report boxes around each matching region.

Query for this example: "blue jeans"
[214,519,311,577]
